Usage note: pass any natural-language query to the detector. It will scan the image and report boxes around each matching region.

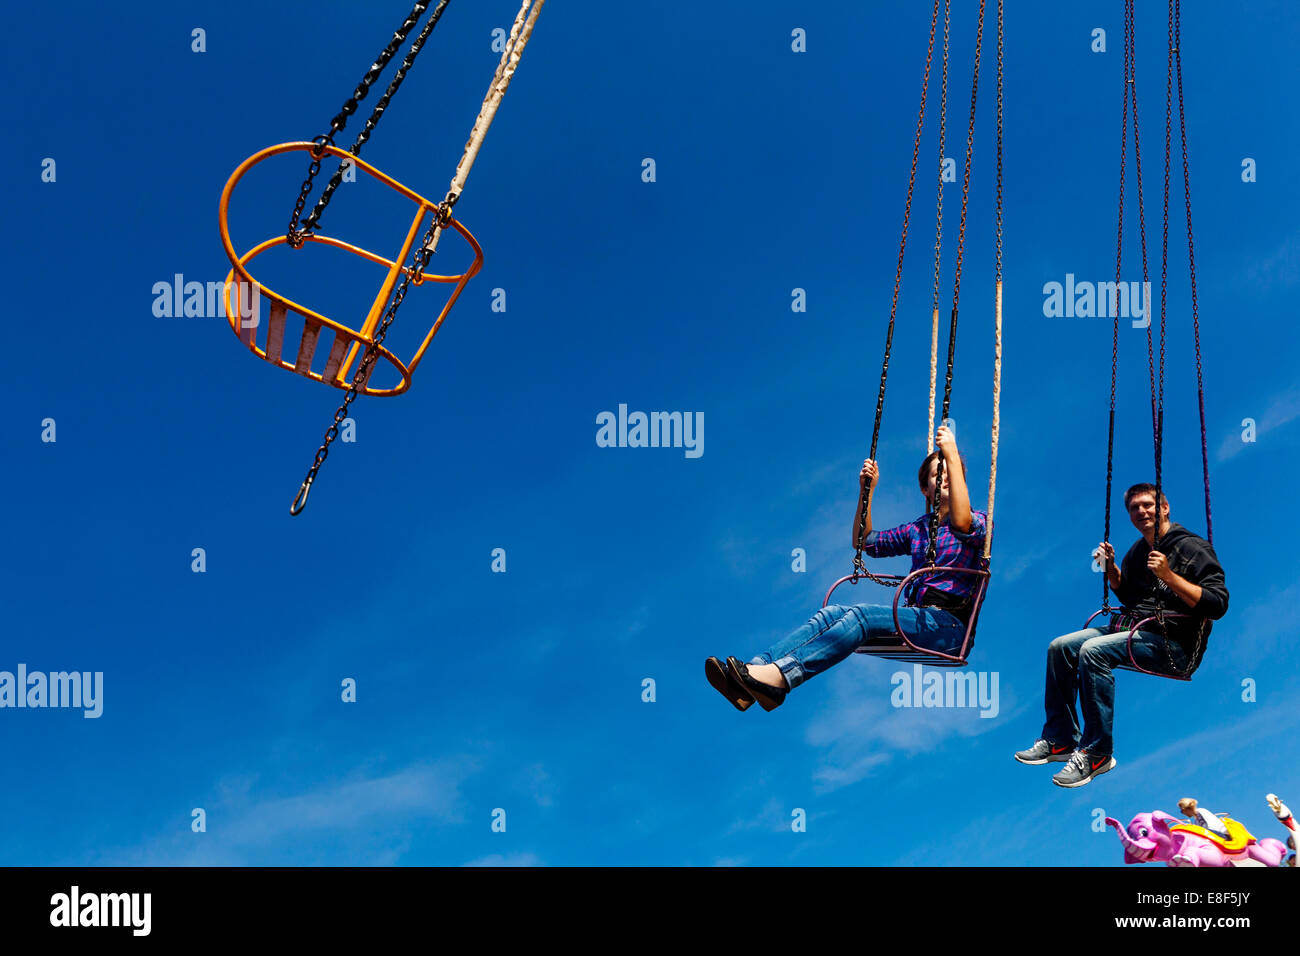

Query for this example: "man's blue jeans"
[751,603,967,690]
[1041,626,1190,756]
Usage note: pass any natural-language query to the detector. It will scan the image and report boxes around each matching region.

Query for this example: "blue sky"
[3,0,1299,866]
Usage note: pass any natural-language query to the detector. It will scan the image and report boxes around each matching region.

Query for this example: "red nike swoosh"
[1091,758,1107,771]
[1052,746,1069,754]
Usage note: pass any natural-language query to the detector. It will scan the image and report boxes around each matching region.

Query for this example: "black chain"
[300,0,453,241]
[1131,0,1156,445]
[1104,0,1132,609]
[994,0,1002,285]
[932,0,950,318]
[1174,0,1212,547]
[282,0,455,515]
[1156,0,1172,536]
[291,204,453,515]
[852,0,940,580]
[287,1,450,248]
[1156,0,1204,677]
[287,135,335,249]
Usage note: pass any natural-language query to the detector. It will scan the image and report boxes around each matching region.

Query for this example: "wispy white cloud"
[893,788,1072,867]
[1215,578,1300,667]
[801,661,1019,794]
[1242,230,1300,290]
[722,794,795,836]
[1115,690,1300,786]
[518,763,557,809]
[1216,384,1300,462]
[998,542,1063,585]
[98,759,476,866]
[219,761,470,845]
[713,453,921,591]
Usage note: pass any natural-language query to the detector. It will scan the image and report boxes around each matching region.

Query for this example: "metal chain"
[1129,0,1156,445]
[927,0,950,450]
[947,0,984,317]
[286,2,445,248]
[1161,0,1206,676]
[853,0,940,578]
[287,135,334,249]
[290,203,452,514]
[994,0,1003,286]
[927,0,985,568]
[299,0,453,241]
[933,0,949,314]
[1155,0,1172,529]
[1104,0,1132,609]
[983,0,1002,563]
[1174,0,1212,547]
[1137,0,1197,678]
[853,569,907,588]
[1102,1,1202,679]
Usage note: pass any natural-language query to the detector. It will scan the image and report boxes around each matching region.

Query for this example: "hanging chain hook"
[289,205,446,514]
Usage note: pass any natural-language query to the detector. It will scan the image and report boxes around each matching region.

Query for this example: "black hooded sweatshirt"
[1112,522,1228,657]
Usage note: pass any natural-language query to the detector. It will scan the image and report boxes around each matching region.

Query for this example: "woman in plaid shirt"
[706,426,988,713]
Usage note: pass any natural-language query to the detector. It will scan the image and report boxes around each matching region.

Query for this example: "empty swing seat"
[218,141,484,397]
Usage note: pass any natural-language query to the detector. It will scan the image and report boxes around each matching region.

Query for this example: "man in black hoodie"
[1014,483,1229,788]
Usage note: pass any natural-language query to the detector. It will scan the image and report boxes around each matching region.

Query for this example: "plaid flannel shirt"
[861,510,989,609]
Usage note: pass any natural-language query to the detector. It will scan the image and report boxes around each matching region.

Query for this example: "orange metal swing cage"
[218,141,484,397]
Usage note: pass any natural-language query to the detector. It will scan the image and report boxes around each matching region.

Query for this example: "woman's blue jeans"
[1040,626,1190,756]
[751,603,967,690]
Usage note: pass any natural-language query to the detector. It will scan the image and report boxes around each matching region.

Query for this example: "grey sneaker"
[1052,750,1117,788]
[1014,739,1074,765]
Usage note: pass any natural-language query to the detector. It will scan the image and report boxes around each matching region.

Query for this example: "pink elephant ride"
[1106,794,1296,867]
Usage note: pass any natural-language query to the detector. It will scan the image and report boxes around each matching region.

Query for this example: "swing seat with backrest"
[1080,607,1200,681]
[823,564,991,665]
[819,0,1003,669]
[219,142,484,398]
[215,0,545,513]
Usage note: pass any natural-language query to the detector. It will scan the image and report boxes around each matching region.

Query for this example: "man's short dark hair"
[1124,482,1169,509]
[918,450,968,495]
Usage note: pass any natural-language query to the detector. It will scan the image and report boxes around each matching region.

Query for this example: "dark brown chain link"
[1131,0,1156,445]
[1104,2,1202,686]
[994,0,1003,284]
[1123,0,1201,678]
[1105,0,1131,608]
[1174,0,1212,547]
[853,0,941,579]
[947,0,984,316]
[1107,0,1157,608]
[1156,0,1172,519]
[1162,0,1206,675]
[932,0,950,316]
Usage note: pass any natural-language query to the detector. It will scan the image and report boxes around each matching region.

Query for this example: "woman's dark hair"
[917,450,967,495]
